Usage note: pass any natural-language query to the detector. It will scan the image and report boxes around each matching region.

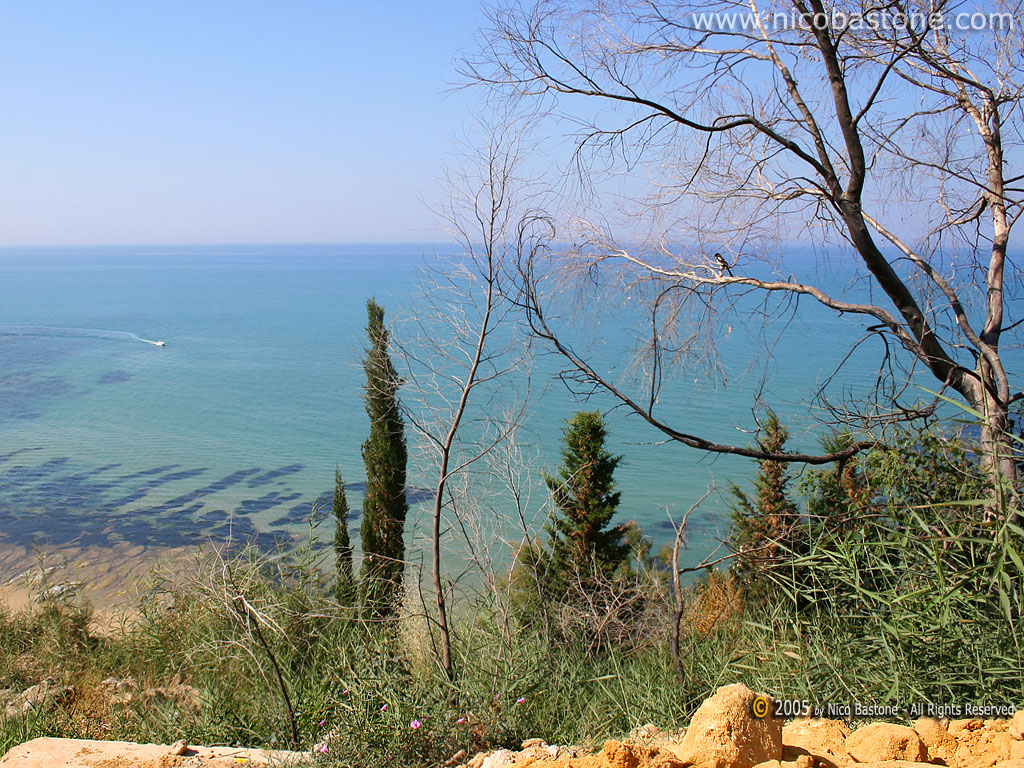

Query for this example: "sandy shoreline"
[0,537,202,622]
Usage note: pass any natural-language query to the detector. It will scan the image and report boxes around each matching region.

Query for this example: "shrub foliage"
[358,299,408,619]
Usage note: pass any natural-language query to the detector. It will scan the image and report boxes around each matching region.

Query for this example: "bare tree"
[664,486,758,682]
[396,126,546,680]
[464,0,1023,496]
[667,488,713,683]
[184,545,302,747]
[470,421,554,652]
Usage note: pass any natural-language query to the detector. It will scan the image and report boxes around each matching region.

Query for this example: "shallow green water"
[0,243,990,571]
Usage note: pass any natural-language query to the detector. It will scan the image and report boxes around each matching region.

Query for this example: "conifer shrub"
[543,410,631,589]
[727,409,801,588]
[332,468,356,607]
[358,299,409,620]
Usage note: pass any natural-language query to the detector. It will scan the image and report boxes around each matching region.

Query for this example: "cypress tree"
[544,411,630,586]
[332,467,356,606]
[358,299,408,619]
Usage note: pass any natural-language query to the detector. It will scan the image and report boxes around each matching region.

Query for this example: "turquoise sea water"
[0,244,1010,572]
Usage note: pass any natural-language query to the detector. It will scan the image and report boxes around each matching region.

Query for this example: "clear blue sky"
[0,1,486,245]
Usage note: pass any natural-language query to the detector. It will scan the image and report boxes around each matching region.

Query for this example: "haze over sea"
[0,243,1009,572]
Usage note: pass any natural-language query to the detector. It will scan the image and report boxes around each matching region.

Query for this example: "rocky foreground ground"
[1,683,1022,768]
[451,684,1024,768]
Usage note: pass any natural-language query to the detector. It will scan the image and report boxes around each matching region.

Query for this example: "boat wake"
[0,326,166,347]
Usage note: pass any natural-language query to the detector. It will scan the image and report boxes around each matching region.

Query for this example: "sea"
[0,243,1006,574]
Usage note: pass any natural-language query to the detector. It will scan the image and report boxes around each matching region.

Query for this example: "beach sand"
[0,537,202,626]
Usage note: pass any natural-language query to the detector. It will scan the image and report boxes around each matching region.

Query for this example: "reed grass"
[1,423,1021,767]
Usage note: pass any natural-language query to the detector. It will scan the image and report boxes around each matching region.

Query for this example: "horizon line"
[0,240,461,250]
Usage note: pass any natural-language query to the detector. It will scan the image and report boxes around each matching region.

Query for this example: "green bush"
[728,410,801,587]
[3,420,1022,765]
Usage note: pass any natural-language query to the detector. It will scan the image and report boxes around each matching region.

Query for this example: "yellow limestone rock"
[914,717,958,765]
[668,684,783,768]
[783,718,853,766]
[1009,713,1024,741]
[846,724,928,764]
[752,756,814,768]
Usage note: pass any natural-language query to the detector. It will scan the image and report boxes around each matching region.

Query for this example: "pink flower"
[410,719,422,730]
[318,744,328,754]
[380,704,388,712]
[342,689,349,695]
[318,719,326,727]
[456,717,467,724]
[516,696,526,704]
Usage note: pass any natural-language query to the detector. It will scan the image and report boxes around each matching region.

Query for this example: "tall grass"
[0,549,693,765]
[754,417,1024,706]
[2,538,1022,768]
[2,421,1022,765]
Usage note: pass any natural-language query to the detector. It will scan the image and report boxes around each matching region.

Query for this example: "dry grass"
[683,571,743,637]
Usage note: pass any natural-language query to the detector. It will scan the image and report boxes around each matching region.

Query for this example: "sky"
[0,1,487,245]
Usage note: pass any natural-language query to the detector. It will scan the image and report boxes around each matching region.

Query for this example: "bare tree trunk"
[464,0,1024,504]
[670,520,686,685]
[667,489,713,683]
[426,276,496,682]
[430,488,454,680]
[973,385,1018,499]
[977,100,1017,497]
[399,133,535,683]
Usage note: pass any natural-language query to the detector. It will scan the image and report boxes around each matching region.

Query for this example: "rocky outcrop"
[3,683,1023,768]
[451,686,1023,768]
[667,684,784,768]
[782,717,852,766]
[0,680,74,719]
[460,683,783,768]
[846,724,928,763]
[0,738,305,768]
